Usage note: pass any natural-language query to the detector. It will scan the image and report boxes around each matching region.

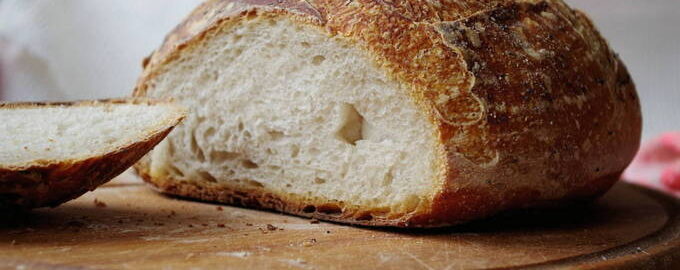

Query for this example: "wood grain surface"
[1,175,678,270]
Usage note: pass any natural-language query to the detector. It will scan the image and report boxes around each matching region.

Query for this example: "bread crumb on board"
[302,238,317,247]
[93,198,107,208]
[258,224,282,234]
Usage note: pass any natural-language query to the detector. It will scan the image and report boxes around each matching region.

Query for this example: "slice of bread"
[0,99,185,209]
[134,0,642,227]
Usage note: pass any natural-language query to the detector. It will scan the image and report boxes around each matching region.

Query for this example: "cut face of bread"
[1,102,183,167]
[143,17,439,215]
[135,0,642,227]
[0,99,185,208]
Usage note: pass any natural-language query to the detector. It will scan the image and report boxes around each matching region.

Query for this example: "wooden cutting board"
[1,174,679,270]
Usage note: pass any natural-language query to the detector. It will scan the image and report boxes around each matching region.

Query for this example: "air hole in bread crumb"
[190,133,206,162]
[167,141,176,156]
[198,170,217,183]
[302,205,316,213]
[244,179,264,188]
[238,122,245,132]
[196,116,206,124]
[268,130,284,140]
[356,212,373,221]
[204,127,216,139]
[241,159,259,169]
[382,169,394,187]
[300,42,311,48]
[290,145,300,158]
[169,165,185,178]
[336,104,365,146]
[314,178,326,184]
[317,204,342,215]
[210,150,240,163]
[311,55,326,66]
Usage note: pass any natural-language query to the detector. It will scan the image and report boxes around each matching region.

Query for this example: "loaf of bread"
[134,0,642,227]
[0,99,185,209]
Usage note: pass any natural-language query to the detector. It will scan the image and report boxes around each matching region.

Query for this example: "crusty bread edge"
[135,158,622,227]
[0,98,186,208]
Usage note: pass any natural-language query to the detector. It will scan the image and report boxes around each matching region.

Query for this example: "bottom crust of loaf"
[135,161,621,228]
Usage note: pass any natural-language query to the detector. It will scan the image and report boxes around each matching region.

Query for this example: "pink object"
[623,132,680,196]
[0,39,4,100]
[661,161,680,190]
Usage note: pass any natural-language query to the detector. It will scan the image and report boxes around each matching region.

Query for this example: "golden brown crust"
[134,0,642,227]
[0,99,185,209]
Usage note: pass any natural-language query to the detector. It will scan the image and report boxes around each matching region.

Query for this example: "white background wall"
[568,0,680,139]
[0,0,678,139]
[0,0,202,101]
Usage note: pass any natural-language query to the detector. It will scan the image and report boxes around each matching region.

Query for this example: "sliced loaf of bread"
[134,0,642,227]
[0,99,185,208]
